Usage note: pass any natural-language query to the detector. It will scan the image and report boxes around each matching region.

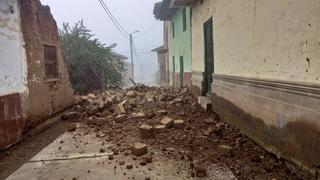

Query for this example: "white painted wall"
[192,0,320,84]
[0,0,28,96]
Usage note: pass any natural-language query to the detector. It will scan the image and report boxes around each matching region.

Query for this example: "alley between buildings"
[2,85,301,180]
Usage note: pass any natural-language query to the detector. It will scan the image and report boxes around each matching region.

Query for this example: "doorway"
[0,93,23,150]
[203,18,214,96]
[172,56,175,86]
[179,56,184,87]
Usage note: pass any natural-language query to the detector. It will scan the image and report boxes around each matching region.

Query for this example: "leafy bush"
[60,20,126,93]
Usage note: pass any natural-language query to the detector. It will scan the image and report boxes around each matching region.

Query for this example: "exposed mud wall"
[19,0,74,129]
[211,74,320,176]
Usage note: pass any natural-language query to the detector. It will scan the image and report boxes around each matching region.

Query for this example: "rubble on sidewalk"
[139,124,155,139]
[61,111,78,120]
[131,142,148,156]
[115,102,127,115]
[173,119,185,129]
[67,123,77,132]
[63,84,299,179]
[160,117,174,128]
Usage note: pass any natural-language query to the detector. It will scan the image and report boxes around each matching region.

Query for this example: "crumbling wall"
[19,0,74,129]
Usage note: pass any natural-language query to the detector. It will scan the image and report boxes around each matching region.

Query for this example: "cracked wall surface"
[19,0,74,129]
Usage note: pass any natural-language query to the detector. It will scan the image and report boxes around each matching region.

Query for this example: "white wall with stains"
[0,0,28,96]
[192,0,320,84]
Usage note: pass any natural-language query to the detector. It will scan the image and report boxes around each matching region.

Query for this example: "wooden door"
[203,18,214,95]
[0,93,23,150]
[180,56,184,87]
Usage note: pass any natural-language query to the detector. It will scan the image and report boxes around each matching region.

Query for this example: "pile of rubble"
[61,85,298,179]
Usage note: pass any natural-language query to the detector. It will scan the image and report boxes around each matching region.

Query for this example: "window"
[179,56,184,87]
[183,8,187,32]
[190,8,192,27]
[172,56,175,73]
[172,22,175,38]
[172,56,175,85]
[44,44,58,79]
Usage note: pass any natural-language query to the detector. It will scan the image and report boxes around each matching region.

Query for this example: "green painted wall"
[169,7,192,74]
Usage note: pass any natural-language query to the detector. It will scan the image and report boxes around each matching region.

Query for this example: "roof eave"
[153,0,177,21]
[169,0,199,7]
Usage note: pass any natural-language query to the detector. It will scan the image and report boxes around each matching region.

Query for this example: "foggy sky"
[40,0,163,84]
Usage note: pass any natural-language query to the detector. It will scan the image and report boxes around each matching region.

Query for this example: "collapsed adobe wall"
[19,0,74,129]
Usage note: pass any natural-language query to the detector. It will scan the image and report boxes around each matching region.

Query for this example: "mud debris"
[173,119,185,129]
[160,117,173,128]
[67,123,77,132]
[64,85,299,179]
[131,143,148,156]
[139,124,155,139]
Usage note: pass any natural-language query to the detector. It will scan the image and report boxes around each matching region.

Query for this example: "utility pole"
[129,31,139,81]
[129,34,134,80]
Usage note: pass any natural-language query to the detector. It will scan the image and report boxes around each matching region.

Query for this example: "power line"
[136,21,161,38]
[98,0,129,39]
[99,0,129,36]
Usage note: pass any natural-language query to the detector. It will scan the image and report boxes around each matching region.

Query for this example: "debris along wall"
[19,0,74,128]
[0,0,27,150]
[191,0,320,175]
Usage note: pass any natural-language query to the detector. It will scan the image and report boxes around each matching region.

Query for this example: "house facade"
[0,0,74,150]
[184,0,320,175]
[154,0,192,87]
[152,16,170,86]
[152,45,169,86]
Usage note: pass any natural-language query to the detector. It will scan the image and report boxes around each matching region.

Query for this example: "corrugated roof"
[151,45,168,53]
[153,0,177,21]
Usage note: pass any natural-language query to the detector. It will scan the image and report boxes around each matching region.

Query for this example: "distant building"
[152,45,169,86]
[0,0,74,149]
[154,0,192,87]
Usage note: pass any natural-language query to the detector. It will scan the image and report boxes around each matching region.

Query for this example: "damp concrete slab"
[6,126,236,180]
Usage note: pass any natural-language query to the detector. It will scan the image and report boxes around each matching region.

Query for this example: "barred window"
[44,45,58,79]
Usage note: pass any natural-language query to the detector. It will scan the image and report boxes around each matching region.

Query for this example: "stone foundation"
[211,74,320,176]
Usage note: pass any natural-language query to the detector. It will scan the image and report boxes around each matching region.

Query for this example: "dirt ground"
[65,85,301,179]
[0,85,303,179]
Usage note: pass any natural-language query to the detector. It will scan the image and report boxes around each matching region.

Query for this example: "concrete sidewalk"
[6,125,236,180]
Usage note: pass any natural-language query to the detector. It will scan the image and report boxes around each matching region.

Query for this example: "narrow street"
[1,0,319,179]
[3,85,299,179]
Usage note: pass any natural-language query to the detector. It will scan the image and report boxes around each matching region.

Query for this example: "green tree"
[59,20,126,93]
